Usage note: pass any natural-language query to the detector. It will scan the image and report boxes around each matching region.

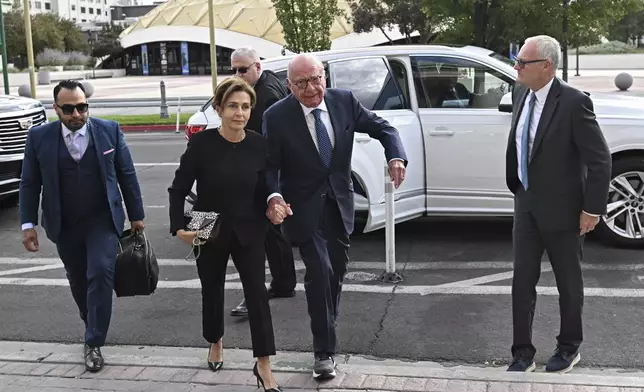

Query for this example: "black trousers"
[56,214,118,347]
[298,197,350,356]
[511,193,585,358]
[265,224,296,293]
[196,230,276,358]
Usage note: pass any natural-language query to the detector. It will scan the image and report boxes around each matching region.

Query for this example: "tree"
[424,0,639,56]
[3,10,90,58]
[608,9,644,46]
[59,18,90,53]
[272,0,344,53]
[90,23,124,58]
[348,0,445,44]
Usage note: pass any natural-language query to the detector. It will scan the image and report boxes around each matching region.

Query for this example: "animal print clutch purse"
[185,210,221,243]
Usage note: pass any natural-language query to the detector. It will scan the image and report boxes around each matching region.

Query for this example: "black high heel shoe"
[253,362,282,392]
[207,343,223,372]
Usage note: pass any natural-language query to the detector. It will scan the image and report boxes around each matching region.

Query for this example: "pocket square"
[103,148,114,155]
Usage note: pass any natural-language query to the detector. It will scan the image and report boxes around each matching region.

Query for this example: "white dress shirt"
[300,100,335,150]
[514,78,598,217]
[21,123,89,231]
[515,77,552,184]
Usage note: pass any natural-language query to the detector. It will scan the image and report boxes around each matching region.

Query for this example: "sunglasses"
[230,62,257,74]
[514,58,547,69]
[58,103,89,115]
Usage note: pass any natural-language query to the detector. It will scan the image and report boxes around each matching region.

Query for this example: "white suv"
[185,44,644,247]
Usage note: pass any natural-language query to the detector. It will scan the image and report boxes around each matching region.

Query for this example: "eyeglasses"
[230,62,257,74]
[58,103,89,115]
[514,58,547,69]
[290,75,324,90]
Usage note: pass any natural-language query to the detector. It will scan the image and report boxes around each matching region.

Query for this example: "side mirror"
[498,92,512,113]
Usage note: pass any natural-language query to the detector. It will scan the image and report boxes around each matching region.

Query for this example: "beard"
[63,117,87,132]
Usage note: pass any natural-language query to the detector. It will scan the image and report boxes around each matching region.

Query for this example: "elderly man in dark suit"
[19,80,145,372]
[505,35,611,374]
[228,47,296,318]
[263,53,408,380]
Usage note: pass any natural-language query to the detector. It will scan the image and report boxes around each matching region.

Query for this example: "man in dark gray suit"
[505,35,611,374]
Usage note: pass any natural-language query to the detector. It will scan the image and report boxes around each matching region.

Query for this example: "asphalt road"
[1,133,644,371]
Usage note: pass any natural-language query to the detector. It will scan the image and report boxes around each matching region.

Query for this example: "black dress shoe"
[507,352,535,372]
[230,299,248,317]
[267,288,296,299]
[545,347,580,373]
[84,344,104,372]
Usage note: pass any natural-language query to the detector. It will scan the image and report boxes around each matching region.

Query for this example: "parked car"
[0,95,47,203]
[185,44,644,247]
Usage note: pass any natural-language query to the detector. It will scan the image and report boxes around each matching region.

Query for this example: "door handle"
[355,135,371,143]
[428,127,455,136]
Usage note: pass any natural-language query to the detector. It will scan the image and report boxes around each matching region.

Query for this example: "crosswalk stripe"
[1,257,644,271]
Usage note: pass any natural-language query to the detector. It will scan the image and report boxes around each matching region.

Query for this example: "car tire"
[594,156,644,248]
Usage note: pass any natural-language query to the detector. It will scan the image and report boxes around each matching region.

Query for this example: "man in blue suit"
[263,54,408,380]
[19,80,145,372]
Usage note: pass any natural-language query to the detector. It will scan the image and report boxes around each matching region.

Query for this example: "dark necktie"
[520,92,537,189]
[312,109,332,168]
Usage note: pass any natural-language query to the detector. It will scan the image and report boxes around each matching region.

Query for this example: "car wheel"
[595,157,644,247]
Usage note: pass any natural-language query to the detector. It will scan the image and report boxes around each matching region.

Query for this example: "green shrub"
[578,41,638,54]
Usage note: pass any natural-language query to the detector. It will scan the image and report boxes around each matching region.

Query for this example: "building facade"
[121,41,233,76]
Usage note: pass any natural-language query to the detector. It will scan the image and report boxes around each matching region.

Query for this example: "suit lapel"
[510,87,529,141]
[324,95,342,166]
[48,122,61,191]
[530,78,561,162]
[289,96,326,168]
[87,119,108,183]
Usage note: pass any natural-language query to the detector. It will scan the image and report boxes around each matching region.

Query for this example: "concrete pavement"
[2,341,644,391]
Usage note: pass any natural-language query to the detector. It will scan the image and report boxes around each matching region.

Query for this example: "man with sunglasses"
[228,47,297,318]
[505,35,610,373]
[19,80,145,373]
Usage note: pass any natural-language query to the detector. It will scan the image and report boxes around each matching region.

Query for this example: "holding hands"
[266,197,293,225]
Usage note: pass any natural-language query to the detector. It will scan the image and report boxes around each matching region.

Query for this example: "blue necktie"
[312,109,333,168]
[520,93,537,189]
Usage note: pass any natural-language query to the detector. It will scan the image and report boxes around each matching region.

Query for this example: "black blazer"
[262,88,408,243]
[246,70,288,135]
[505,77,611,231]
[168,128,270,245]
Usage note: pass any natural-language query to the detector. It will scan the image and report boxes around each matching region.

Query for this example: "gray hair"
[525,35,561,70]
[287,53,325,79]
[231,47,259,62]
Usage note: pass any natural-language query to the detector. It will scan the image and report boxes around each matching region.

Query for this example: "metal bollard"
[378,164,403,283]
[159,81,169,118]
[175,96,182,133]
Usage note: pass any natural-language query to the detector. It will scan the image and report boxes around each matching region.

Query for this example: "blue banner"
[181,42,189,75]
[141,44,149,76]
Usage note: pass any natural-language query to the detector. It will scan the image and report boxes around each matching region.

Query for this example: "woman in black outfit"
[168,77,284,391]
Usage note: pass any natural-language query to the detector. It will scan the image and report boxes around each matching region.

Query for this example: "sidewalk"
[2,342,644,391]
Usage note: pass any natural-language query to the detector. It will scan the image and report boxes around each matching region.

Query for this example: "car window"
[275,69,287,85]
[411,56,512,109]
[388,60,410,108]
[200,97,213,112]
[328,57,407,111]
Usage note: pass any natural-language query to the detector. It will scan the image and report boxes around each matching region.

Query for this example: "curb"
[2,341,644,390]
[120,124,184,132]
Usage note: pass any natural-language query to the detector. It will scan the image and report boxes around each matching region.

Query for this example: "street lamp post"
[562,0,569,82]
[23,0,36,98]
[0,0,11,94]
[207,0,217,95]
